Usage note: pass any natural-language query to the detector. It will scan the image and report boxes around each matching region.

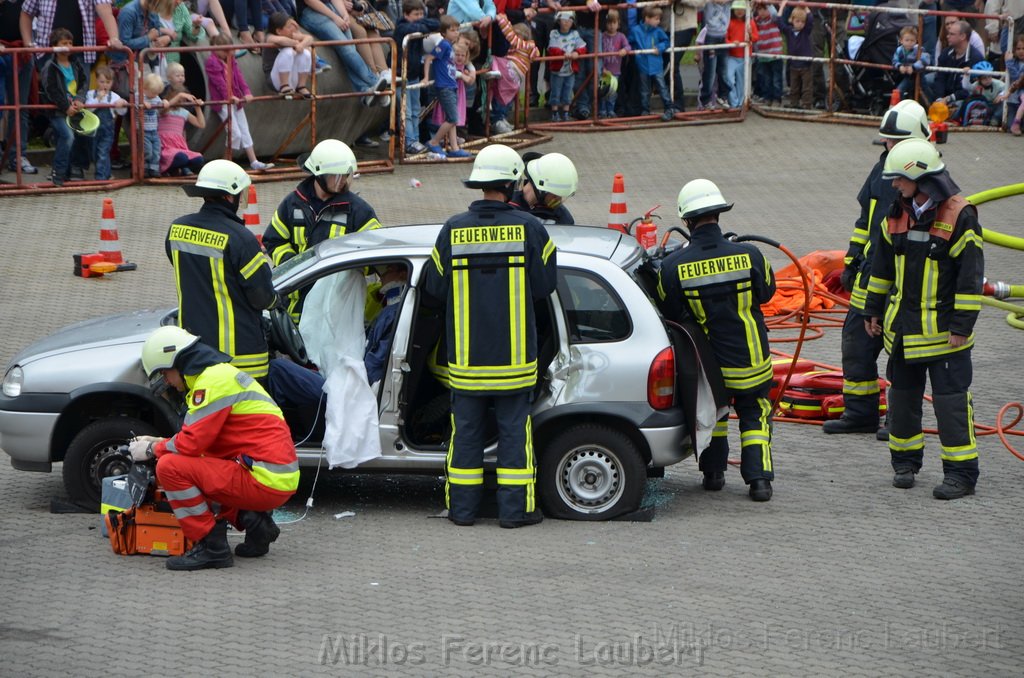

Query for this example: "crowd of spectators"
[2,0,1022,184]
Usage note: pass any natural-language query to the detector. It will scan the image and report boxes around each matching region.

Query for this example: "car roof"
[317,223,640,263]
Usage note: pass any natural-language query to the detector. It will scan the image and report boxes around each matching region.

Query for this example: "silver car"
[0,225,712,520]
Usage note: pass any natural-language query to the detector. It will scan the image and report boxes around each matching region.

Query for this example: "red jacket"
[726,16,759,59]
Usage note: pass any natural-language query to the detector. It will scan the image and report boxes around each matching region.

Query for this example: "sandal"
[278,85,294,100]
[295,86,312,99]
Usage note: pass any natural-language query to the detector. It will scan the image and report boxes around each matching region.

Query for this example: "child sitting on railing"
[264,11,314,99]
[490,13,539,133]
[158,62,206,176]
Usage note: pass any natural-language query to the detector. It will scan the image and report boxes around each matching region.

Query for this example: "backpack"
[959,97,993,126]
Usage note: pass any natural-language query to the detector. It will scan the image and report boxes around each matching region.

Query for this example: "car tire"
[538,424,646,520]
[63,417,158,509]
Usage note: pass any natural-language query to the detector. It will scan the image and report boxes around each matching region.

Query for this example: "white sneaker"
[492,119,514,134]
[376,93,392,108]
[250,160,274,171]
[406,141,427,154]
[379,130,391,142]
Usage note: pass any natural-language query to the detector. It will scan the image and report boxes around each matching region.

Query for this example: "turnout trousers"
[840,309,886,424]
[446,391,535,523]
[157,455,295,541]
[699,385,774,483]
[887,345,979,485]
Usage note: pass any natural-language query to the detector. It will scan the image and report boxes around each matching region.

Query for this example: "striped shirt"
[754,14,783,57]
[21,0,113,64]
[497,14,539,78]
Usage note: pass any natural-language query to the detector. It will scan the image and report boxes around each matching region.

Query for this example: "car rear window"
[558,269,631,343]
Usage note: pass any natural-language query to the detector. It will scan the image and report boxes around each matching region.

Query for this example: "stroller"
[840,4,913,115]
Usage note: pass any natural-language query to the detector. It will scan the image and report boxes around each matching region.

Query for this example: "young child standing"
[141,73,169,178]
[996,35,1024,134]
[548,12,587,122]
[892,26,931,100]
[491,13,540,133]
[393,0,440,154]
[723,0,758,109]
[431,40,473,151]
[777,0,813,109]
[599,9,630,118]
[752,2,783,106]
[40,28,89,186]
[264,11,314,99]
[630,6,674,121]
[206,33,274,170]
[158,62,207,176]
[425,16,470,158]
[86,65,128,180]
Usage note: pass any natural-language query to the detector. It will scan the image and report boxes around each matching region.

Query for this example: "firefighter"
[262,138,382,320]
[130,326,299,570]
[657,179,776,502]
[825,100,933,437]
[863,138,983,500]
[167,159,277,382]
[423,144,558,528]
[510,151,579,224]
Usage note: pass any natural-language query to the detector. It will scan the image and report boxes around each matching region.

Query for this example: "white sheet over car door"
[299,269,382,468]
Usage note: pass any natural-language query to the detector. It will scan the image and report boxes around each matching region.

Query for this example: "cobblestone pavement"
[1,116,1022,676]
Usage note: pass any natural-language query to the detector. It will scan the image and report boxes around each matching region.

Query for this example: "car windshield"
[272,248,319,284]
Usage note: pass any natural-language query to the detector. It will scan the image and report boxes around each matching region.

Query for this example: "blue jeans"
[723,55,745,108]
[755,59,784,102]
[638,70,672,115]
[50,115,92,179]
[574,25,596,114]
[700,34,730,106]
[223,0,263,33]
[299,7,376,93]
[143,129,160,172]
[403,79,421,146]
[93,113,115,180]
[599,89,617,116]
[548,72,575,108]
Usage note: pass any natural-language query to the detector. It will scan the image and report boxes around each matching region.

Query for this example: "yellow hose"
[981,297,1024,330]
[965,183,1024,251]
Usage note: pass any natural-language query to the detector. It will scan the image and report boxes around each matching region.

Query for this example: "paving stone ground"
[1,116,1022,676]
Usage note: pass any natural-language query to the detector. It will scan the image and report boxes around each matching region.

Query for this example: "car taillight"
[647,347,675,410]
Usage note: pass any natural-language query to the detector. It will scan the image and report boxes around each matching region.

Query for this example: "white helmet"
[464,144,524,186]
[677,179,733,219]
[878,99,931,140]
[141,326,200,379]
[882,137,944,181]
[182,159,251,197]
[302,138,357,176]
[526,152,578,199]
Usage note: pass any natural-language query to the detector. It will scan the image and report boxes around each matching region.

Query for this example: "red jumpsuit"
[153,363,298,541]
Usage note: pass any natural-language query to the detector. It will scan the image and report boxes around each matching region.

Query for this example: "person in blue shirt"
[629,5,674,120]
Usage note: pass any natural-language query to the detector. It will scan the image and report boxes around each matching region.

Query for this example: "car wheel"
[63,417,158,508]
[538,424,646,520]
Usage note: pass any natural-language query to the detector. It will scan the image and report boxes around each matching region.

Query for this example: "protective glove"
[133,435,161,444]
[840,266,857,292]
[128,439,155,462]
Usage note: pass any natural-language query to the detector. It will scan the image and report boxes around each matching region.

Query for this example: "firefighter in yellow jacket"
[863,138,983,499]
[657,179,776,502]
[423,144,558,528]
[166,160,277,382]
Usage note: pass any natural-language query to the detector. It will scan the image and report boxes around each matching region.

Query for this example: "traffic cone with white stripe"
[99,198,124,264]
[607,173,628,234]
[244,185,263,245]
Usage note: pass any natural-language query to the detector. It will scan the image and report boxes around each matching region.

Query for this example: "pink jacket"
[205,53,252,113]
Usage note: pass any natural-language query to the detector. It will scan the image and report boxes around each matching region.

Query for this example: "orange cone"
[99,198,124,264]
[607,173,628,234]
[889,88,901,107]
[244,185,263,245]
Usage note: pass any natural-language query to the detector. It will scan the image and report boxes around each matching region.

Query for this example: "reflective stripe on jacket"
[166,200,277,379]
[423,200,558,395]
[155,363,299,492]
[864,194,984,362]
[846,151,899,312]
[656,223,777,393]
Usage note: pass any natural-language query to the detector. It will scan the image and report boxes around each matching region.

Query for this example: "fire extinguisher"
[630,205,661,250]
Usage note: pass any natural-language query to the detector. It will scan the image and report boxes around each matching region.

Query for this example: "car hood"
[9,308,172,368]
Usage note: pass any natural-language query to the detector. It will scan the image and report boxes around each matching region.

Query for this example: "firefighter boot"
[235,510,281,557]
[499,511,544,529]
[702,472,725,491]
[933,477,975,500]
[749,479,773,502]
[892,469,915,489]
[166,521,234,571]
[822,416,879,434]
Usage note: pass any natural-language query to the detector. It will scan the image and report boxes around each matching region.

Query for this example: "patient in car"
[364,264,409,388]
